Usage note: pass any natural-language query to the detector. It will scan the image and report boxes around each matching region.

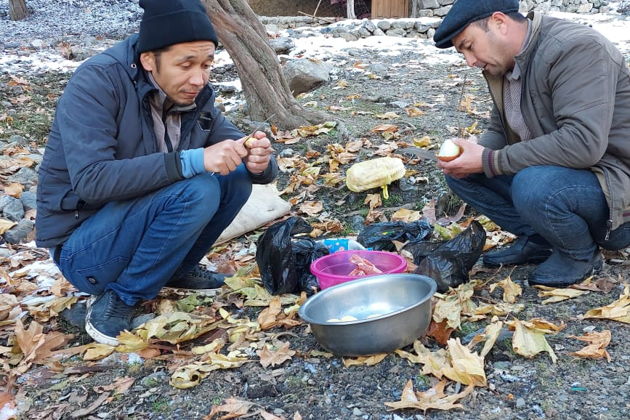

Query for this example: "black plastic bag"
[357,219,433,251]
[256,216,329,295]
[410,220,486,293]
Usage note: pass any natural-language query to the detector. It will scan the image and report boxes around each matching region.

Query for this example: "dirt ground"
[2,21,630,420]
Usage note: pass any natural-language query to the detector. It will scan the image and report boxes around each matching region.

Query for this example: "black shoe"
[483,236,552,267]
[529,251,603,287]
[85,290,136,346]
[166,265,227,290]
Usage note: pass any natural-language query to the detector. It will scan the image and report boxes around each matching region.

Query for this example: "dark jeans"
[53,167,252,305]
[446,166,630,261]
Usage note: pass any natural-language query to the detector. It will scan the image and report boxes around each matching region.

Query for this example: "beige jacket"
[480,12,630,231]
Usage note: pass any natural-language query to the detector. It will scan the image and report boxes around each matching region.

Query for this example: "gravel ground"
[2,2,630,419]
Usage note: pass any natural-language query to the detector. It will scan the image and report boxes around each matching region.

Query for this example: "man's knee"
[511,167,555,212]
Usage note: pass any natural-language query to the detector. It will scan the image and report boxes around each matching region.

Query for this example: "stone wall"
[413,0,610,18]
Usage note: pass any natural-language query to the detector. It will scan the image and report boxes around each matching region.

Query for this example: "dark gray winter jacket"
[479,12,630,231]
[36,35,277,248]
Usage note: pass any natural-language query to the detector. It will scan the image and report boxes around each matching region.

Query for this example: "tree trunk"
[202,0,327,129]
[9,0,29,21]
[347,0,356,19]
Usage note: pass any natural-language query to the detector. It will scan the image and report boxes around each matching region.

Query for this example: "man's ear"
[139,52,155,72]
[490,11,509,34]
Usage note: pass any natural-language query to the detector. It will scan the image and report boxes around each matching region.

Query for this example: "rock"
[516,398,526,408]
[0,247,15,258]
[268,37,295,55]
[20,191,37,210]
[376,20,391,31]
[577,3,593,12]
[352,407,362,416]
[386,28,406,37]
[618,1,630,14]
[4,219,34,244]
[140,371,168,388]
[434,6,453,16]
[368,63,388,75]
[0,196,15,212]
[358,27,372,38]
[279,148,295,157]
[2,197,24,222]
[361,20,376,33]
[350,215,365,232]
[265,23,280,34]
[131,313,156,329]
[283,58,332,96]
[414,22,431,33]
[9,134,29,146]
[373,28,386,36]
[340,32,360,42]
[8,167,39,187]
[420,0,440,7]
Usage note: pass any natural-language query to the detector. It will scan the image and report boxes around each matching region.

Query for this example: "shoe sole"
[84,295,120,347]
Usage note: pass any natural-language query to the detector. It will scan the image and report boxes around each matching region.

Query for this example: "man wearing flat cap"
[434,0,630,286]
[36,0,278,345]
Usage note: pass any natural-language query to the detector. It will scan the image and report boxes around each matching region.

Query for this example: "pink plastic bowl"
[310,250,408,290]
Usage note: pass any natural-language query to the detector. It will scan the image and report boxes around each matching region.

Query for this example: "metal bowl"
[298,273,436,356]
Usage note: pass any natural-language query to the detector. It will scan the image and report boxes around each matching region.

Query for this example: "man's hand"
[203,139,248,176]
[242,131,272,174]
[437,138,484,178]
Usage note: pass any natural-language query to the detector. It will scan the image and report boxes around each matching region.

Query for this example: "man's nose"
[463,51,476,67]
[190,69,206,86]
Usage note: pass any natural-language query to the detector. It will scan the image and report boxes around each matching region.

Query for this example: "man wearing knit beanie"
[433,1,630,287]
[36,0,279,345]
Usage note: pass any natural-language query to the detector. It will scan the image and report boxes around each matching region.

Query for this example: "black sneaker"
[483,236,552,267]
[165,265,227,290]
[529,251,603,287]
[85,290,136,346]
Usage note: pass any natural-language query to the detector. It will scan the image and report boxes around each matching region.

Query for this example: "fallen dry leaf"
[258,341,295,368]
[489,276,522,303]
[3,182,23,198]
[568,330,612,362]
[391,208,421,223]
[15,318,70,366]
[298,201,323,217]
[582,285,630,323]
[83,343,115,361]
[204,397,254,420]
[507,319,560,363]
[384,380,473,413]
[0,218,17,235]
[405,107,425,117]
[426,320,455,346]
[375,111,399,120]
[535,285,589,304]
[70,392,110,418]
[442,338,486,387]
[343,353,387,367]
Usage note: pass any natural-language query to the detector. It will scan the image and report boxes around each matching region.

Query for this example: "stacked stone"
[323,18,442,41]
[0,135,41,245]
[415,0,609,17]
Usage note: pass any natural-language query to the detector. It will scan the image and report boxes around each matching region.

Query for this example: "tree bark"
[202,0,327,129]
[347,0,356,19]
[9,0,29,21]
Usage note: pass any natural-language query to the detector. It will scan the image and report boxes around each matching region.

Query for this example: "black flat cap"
[433,0,520,49]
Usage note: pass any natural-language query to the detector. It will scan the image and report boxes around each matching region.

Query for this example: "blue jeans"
[53,167,252,305]
[446,166,630,260]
